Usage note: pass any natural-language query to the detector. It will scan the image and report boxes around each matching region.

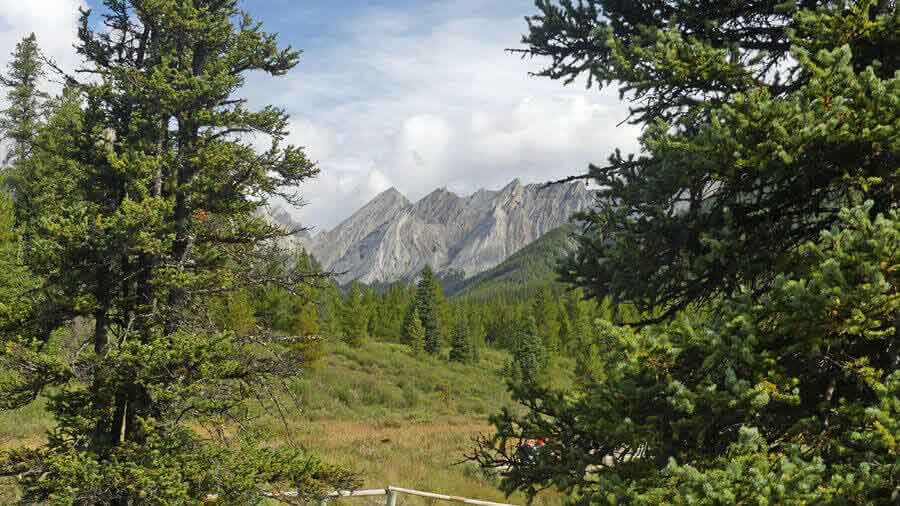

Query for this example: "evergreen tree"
[210,289,257,338]
[0,191,35,339]
[534,288,561,354]
[449,313,472,364]
[401,298,417,343]
[474,1,900,503]
[251,249,321,337]
[535,0,900,322]
[343,281,369,345]
[0,2,355,501]
[468,308,486,362]
[404,309,425,355]
[571,304,600,382]
[0,33,47,168]
[432,274,451,343]
[416,265,441,355]
[317,281,345,338]
[509,314,547,386]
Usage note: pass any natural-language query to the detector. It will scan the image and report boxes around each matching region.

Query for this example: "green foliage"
[316,281,345,338]
[342,282,370,345]
[2,425,355,505]
[468,312,486,363]
[0,192,37,337]
[533,288,561,355]
[473,1,900,503]
[252,249,322,337]
[416,266,442,356]
[525,0,900,321]
[481,206,900,503]
[0,2,354,502]
[371,282,414,340]
[449,314,473,364]
[0,33,47,167]
[508,314,548,387]
[404,310,426,356]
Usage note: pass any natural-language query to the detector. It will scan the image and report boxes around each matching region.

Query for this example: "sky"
[0,0,641,231]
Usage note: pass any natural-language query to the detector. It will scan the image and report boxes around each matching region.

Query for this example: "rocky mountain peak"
[364,186,410,211]
[303,179,595,284]
[500,178,523,192]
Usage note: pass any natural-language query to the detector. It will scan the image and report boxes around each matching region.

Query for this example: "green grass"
[288,341,514,422]
[0,339,569,505]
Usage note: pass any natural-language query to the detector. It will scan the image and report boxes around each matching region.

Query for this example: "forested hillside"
[448,224,575,299]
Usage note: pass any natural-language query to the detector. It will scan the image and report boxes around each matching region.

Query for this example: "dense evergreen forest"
[227,241,622,379]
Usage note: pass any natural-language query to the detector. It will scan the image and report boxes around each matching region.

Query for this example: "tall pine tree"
[0,33,46,168]
[509,313,547,387]
[405,309,425,355]
[342,281,370,345]
[0,2,355,502]
[449,312,473,364]
[416,265,441,355]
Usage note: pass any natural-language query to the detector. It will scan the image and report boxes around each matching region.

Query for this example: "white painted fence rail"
[262,486,517,506]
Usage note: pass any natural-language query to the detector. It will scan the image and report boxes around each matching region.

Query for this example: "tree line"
[234,253,625,382]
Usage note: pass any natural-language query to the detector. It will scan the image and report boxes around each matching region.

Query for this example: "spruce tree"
[0,33,47,168]
[474,1,900,503]
[526,0,900,322]
[468,309,486,362]
[0,191,35,340]
[509,314,547,386]
[405,310,425,355]
[416,265,441,355]
[449,314,472,364]
[534,288,561,354]
[432,274,452,341]
[402,300,417,343]
[0,2,355,501]
[317,281,345,338]
[342,281,369,345]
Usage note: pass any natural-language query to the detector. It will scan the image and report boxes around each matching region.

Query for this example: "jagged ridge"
[297,179,594,284]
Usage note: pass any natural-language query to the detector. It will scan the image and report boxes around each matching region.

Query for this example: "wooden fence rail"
[257,485,517,505]
[278,486,517,506]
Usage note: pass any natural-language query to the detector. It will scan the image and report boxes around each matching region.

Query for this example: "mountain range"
[282,179,594,284]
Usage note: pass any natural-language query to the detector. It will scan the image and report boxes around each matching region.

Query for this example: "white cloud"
[0,2,642,230]
[0,0,84,77]
[0,0,84,162]
[262,5,641,229]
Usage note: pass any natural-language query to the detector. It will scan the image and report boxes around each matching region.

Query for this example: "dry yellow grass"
[276,417,562,505]
[0,340,568,505]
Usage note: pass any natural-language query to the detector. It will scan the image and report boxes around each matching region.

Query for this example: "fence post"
[385,487,397,506]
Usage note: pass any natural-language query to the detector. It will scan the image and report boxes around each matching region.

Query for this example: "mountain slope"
[448,224,576,298]
[303,180,593,284]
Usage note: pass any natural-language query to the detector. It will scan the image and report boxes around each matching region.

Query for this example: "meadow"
[1,340,568,505]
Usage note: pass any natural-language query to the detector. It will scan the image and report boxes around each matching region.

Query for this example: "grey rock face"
[300,179,594,284]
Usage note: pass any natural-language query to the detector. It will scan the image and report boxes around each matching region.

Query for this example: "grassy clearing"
[0,340,568,504]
